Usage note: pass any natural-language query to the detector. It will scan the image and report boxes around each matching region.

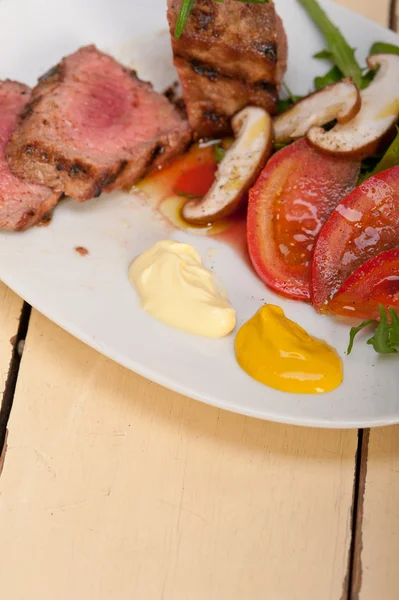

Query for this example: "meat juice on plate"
[136,142,249,261]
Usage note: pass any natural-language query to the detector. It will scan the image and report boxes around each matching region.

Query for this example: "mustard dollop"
[235,305,343,394]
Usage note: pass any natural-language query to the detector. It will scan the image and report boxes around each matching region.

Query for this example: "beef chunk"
[7,46,191,201]
[168,0,287,138]
[0,81,60,231]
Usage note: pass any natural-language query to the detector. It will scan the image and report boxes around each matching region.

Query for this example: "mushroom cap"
[274,78,360,144]
[307,54,399,158]
[182,107,273,225]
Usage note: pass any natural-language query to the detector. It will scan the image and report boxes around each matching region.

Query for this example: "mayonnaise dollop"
[129,240,236,338]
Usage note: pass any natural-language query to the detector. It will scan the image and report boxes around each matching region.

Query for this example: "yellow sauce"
[129,240,236,338]
[377,98,399,119]
[159,195,229,236]
[235,305,343,394]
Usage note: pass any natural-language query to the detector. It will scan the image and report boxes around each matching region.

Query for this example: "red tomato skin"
[311,166,399,312]
[328,248,399,320]
[247,139,360,301]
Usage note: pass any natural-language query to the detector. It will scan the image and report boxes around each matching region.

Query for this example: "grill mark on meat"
[253,41,277,62]
[190,59,221,82]
[253,80,277,94]
[180,53,278,98]
[91,160,129,198]
[102,160,128,189]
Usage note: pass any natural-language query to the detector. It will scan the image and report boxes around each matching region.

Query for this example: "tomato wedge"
[247,139,360,301]
[312,166,399,312]
[328,248,399,319]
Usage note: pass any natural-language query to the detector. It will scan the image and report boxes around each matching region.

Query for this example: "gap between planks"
[0,302,31,465]
[346,2,397,599]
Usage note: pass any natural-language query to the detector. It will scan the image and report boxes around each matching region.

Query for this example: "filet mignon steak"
[0,81,60,231]
[7,46,191,201]
[168,0,288,138]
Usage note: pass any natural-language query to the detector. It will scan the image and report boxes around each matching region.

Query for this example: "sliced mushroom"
[182,107,273,225]
[274,79,360,143]
[307,54,399,158]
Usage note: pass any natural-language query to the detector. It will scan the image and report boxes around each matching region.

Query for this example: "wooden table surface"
[0,1,398,598]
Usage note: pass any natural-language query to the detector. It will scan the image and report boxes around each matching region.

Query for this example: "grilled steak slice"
[168,0,288,138]
[7,46,191,201]
[0,81,60,231]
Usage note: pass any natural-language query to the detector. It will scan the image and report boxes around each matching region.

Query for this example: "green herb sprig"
[214,143,226,163]
[359,128,399,184]
[174,0,269,40]
[297,0,364,88]
[347,305,399,355]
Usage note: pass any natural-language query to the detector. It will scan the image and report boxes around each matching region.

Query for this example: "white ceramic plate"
[0,0,398,428]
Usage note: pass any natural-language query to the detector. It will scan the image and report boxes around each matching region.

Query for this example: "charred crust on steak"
[253,42,277,62]
[103,160,128,187]
[150,144,165,162]
[70,162,88,177]
[191,6,215,31]
[23,142,49,162]
[92,161,129,198]
[204,110,222,123]
[21,96,42,119]
[202,111,229,136]
[39,64,63,84]
[16,211,35,230]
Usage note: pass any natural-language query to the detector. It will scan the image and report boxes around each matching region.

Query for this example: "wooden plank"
[0,284,22,398]
[0,283,24,462]
[334,0,390,27]
[355,2,399,596]
[343,2,399,599]
[0,310,357,600]
[357,427,399,600]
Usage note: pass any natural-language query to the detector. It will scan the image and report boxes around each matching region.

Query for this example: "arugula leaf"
[359,128,399,183]
[347,320,375,355]
[277,85,303,113]
[347,305,399,355]
[313,49,333,60]
[277,98,294,114]
[297,0,364,88]
[361,68,377,88]
[367,305,397,354]
[370,41,399,56]
[389,308,399,347]
[174,0,195,40]
[214,144,226,163]
[314,66,343,90]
